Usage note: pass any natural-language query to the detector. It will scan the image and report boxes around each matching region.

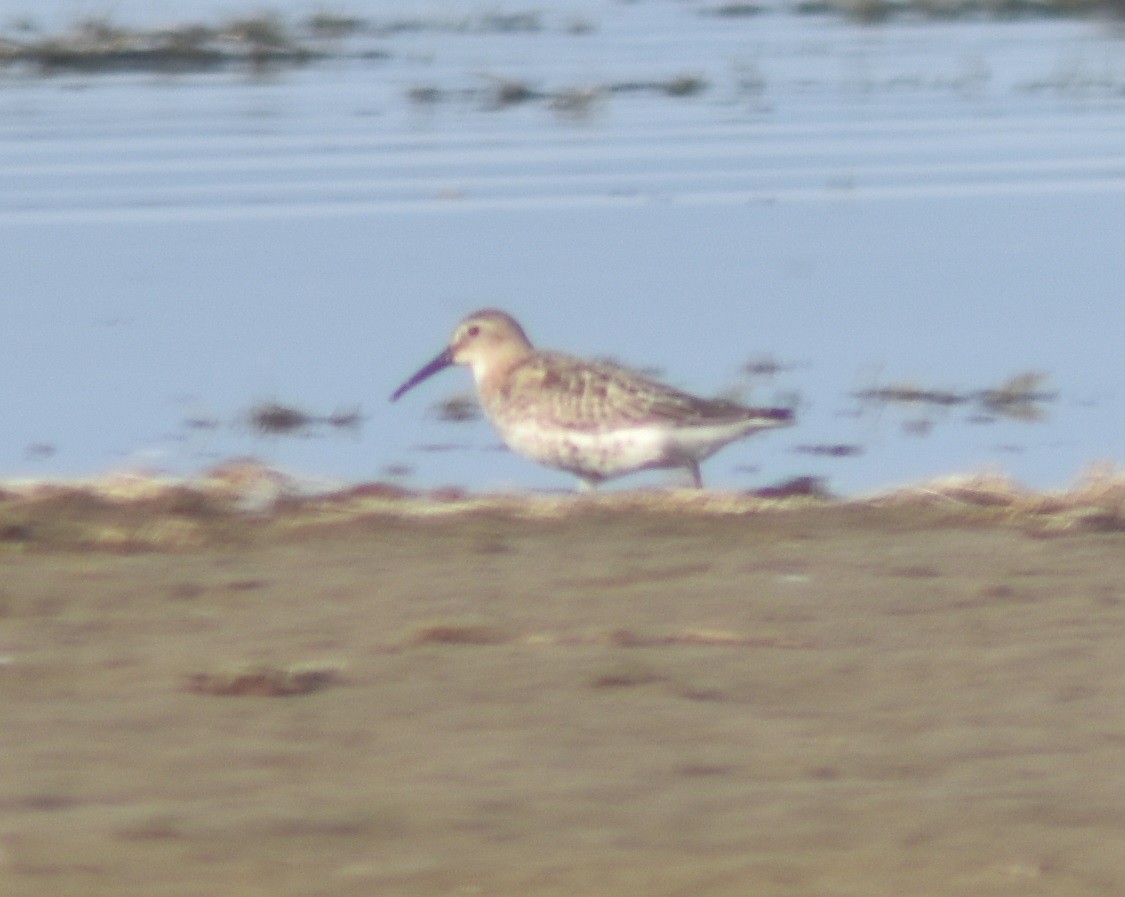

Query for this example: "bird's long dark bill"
[390,348,454,402]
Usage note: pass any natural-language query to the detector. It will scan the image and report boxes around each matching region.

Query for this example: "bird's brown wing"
[499,353,790,432]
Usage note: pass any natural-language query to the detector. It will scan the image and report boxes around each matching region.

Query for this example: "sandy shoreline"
[2,472,1124,895]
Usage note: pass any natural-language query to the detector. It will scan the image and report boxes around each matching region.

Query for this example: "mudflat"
[2,483,1124,896]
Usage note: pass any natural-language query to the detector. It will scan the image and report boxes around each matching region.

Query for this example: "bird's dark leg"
[686,460,703,489]
[577,475,603,492]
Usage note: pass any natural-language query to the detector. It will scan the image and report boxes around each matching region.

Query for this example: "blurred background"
[2,0,1123,494]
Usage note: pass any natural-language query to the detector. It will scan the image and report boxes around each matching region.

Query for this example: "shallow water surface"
[2,1,1123,493]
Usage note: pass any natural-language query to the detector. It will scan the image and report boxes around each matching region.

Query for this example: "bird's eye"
[467,325,481,337]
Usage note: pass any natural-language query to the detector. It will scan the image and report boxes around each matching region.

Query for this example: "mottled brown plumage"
[391,309,793,489]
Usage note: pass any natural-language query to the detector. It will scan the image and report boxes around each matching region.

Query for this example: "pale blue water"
[2,1,1123,493]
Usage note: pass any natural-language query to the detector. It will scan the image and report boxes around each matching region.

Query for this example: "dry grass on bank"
[1,460,1123,553]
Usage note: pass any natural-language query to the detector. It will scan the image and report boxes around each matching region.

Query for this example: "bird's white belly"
[501,421,675,478]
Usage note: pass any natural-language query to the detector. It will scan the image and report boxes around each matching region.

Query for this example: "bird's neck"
[473,347,531,399]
